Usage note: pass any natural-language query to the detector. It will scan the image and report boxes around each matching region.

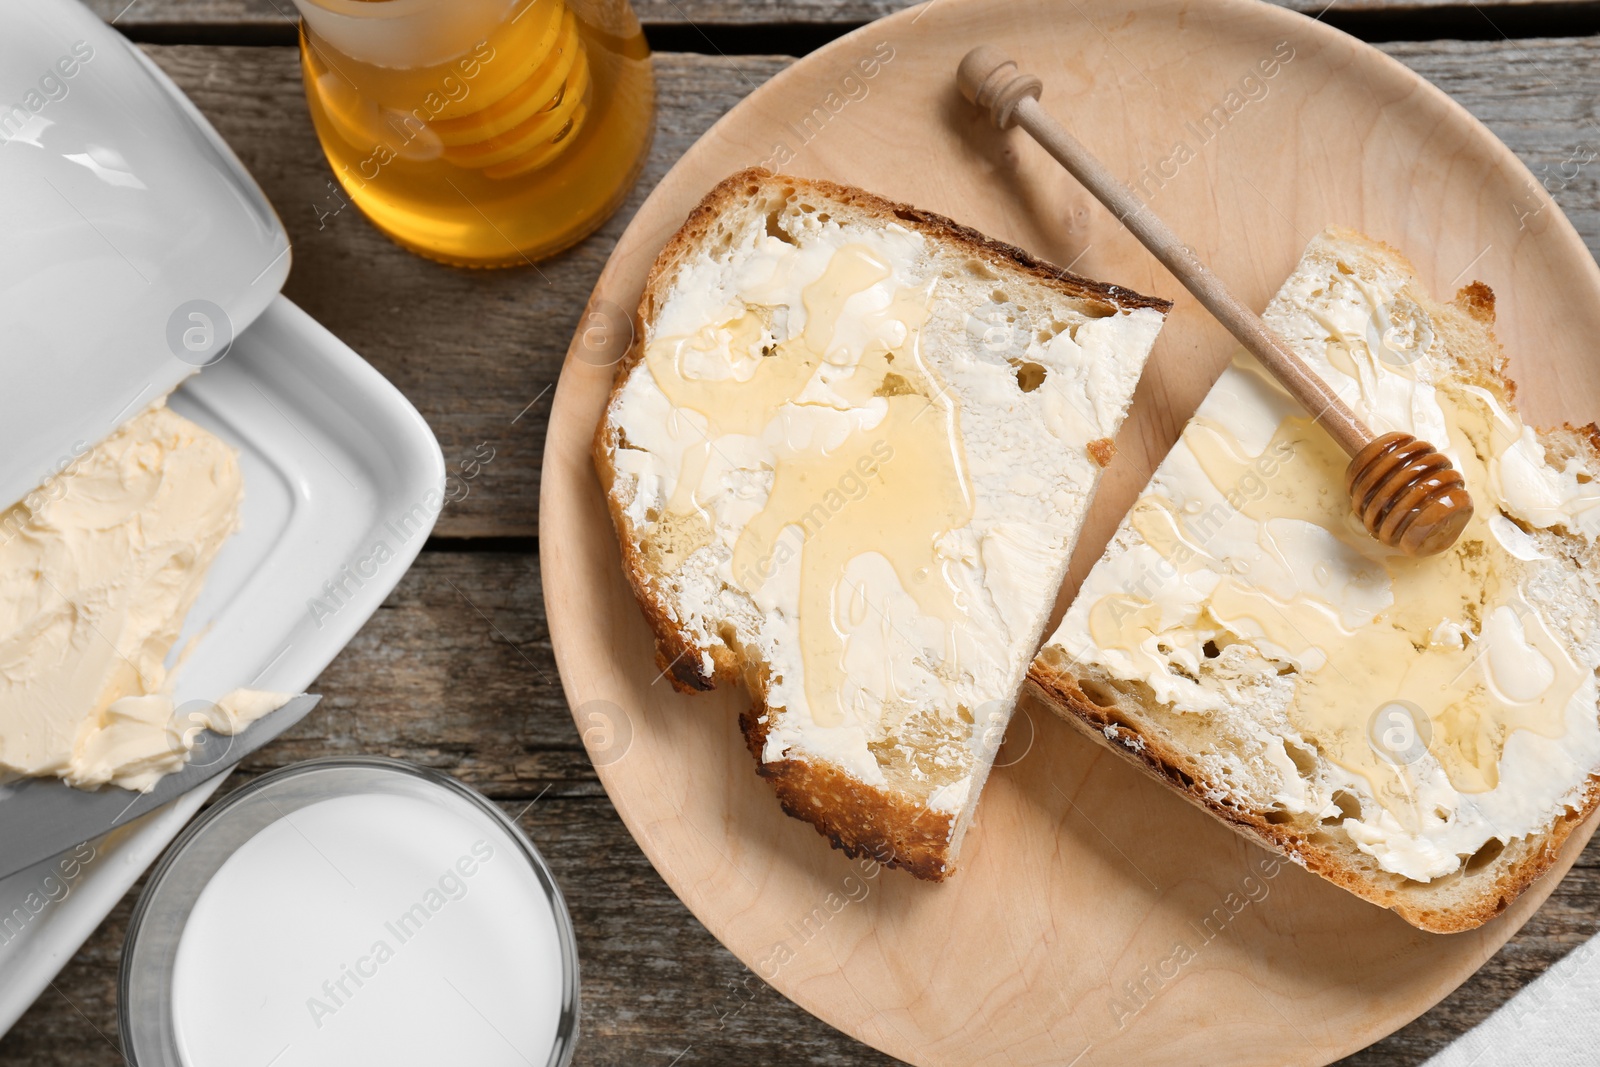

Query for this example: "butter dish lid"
[0,0,290,512]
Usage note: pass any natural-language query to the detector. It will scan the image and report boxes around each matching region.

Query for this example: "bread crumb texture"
[1031,227,1600,931]
[595,170,1169,878]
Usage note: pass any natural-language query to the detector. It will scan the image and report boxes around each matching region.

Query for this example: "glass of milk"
[120,757,578,1067]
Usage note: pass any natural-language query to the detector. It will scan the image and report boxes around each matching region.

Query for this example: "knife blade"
[0,693,321,882]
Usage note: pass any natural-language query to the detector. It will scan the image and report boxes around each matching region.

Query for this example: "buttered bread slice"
[1031,228,1600,931]
[594,170,1170,879]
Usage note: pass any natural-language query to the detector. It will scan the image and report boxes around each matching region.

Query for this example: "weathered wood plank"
[141,40,1600,541]
[6,549,1600,1064]
[237,548,587,794]
[80,0,1600,35]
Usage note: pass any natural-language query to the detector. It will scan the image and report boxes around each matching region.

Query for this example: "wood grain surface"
[3,4,1600,1063]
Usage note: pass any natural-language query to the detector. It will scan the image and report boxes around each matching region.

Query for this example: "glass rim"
[118,755,579,1067]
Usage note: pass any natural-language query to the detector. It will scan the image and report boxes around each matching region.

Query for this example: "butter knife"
[0,693,320,881]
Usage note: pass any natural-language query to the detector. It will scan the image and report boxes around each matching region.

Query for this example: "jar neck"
[292,0,523,69]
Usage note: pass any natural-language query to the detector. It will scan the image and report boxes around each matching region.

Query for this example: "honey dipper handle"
[956,46,1369,457]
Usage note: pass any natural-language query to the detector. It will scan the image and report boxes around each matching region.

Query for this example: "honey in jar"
[294,0,654,266]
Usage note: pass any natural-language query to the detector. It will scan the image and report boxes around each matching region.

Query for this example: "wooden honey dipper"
[957,46,1474,557]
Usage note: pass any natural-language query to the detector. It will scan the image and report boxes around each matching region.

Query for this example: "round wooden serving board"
[540,1,1600,1062]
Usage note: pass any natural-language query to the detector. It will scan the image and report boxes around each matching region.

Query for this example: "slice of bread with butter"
[594,169,1170,878]
[1030,228,1600,931]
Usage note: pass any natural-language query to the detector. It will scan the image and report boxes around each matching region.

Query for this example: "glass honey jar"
[293,0,654,267]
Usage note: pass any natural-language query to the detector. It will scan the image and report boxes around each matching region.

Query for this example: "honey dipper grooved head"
[1345,432,1474,557]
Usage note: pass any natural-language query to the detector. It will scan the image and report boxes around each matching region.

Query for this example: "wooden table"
[6,1,1599,1063]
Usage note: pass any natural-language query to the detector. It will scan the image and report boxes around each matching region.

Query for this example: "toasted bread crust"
[1025,668,1600,933]
[740,700,954,880]
[594,169,1171,879]
[665,169,1174,319]
[591,412,724,695]
[1024,254,1600,933]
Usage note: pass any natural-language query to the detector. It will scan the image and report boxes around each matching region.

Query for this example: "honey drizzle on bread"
[1031,228,1600,930]
[594,169,1170,878]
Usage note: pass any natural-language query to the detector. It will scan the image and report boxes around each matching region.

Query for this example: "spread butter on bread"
[594,169,1170,879]
[1030,228,1600,930]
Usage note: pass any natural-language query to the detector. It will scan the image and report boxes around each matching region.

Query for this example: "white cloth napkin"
[1425,933,1600,1066]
